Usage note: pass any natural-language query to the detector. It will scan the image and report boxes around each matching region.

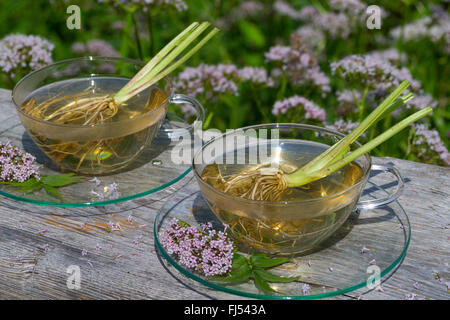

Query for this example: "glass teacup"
[12,57,204,175]
[193,124,404,255]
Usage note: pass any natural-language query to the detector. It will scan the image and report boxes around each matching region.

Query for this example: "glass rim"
[192,123,372,205]
[12,56,173,129]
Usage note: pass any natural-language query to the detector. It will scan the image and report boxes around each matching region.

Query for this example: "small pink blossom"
[161,218,235,277]
[360,246,370,254]
[302,283,311,295]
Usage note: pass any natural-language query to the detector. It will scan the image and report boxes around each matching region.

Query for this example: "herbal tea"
[21,77,168,174]
[201,140,365,254]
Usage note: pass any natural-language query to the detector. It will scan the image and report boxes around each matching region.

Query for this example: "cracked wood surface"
[0,88,449,300]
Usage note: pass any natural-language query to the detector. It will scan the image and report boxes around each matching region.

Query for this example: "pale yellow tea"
[201,140,364,254]
[21,77,167,175]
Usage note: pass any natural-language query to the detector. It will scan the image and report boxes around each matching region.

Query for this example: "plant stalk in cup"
[20,22,219,174]
[223,80,432,201]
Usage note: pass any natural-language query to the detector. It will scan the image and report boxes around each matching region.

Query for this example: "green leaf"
[253,269,300,283]
[1,178,42,192]
[211,253,251,283]
[41,173,81,187]
[211,264,252,283]
[1,177,39,187]
[250,253,291,269]
[238,20,266,48]
[231,253,248,269]
[253,271,277,293]
[43,184,62,198]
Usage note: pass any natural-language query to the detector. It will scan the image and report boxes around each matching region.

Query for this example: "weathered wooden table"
[0,88,448,300]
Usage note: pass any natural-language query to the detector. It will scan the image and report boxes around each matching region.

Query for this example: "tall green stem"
[147,12,155,57]
[295,81,412,176]
[285,106,433,187]
[132,12,144,61]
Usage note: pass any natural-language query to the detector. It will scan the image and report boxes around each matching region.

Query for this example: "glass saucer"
[0,115,192,207]
[154,179,411,299]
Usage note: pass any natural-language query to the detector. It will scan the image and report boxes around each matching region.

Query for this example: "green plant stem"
[113,22,219,105]
[120,11,134,59]
[147,11,155,57]
[250,85,269,122]
[285,106,433,187]
[295,80,412,176]
[121,26,219,103]
[358,86,369,122]
[132,12,143,61]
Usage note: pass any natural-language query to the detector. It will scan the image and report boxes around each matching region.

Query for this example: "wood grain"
[0,89,448,300]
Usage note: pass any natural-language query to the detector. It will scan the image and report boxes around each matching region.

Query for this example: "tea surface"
[201,140,365,254]
[20,77,167,174]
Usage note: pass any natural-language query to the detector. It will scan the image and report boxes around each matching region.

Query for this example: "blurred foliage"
[0,0,448,164]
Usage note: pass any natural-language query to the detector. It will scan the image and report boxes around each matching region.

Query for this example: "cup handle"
[356,164,404,210]
[163,94,205,135]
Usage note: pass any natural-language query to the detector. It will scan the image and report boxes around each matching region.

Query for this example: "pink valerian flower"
[272,96,326,122]
[107,221,122,232]
[366,48,408,65]
[405,94,438,111]
[298,1,385,40]
[175,64,240,99]
[71,39,120,57]
[294,26,325,53]
[335,89,362,116]
[410,124,450,166]
[360,245,370,254]
[273,1,302,20]
[390,17,433,42]
[238,67,274,87]
[391,8,450,53]
[302,283,311,295]
[0,34,54,80]
[81,249,88,256]
[331,54,421,94]
[325,119,360,136]
[90,178,120,201]
[329,0,365,16]
[98,0,188,12]
[298,6,319,22]
[160,218,235,277]
[313,12,352,39]
[265,40,330,93]
[0,141,40,183]
[219,1,265,28]
[405,293,417,300]
[89,177,101,187]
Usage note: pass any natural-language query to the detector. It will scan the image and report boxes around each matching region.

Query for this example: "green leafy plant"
[1,173,82,198]
[212,252,300,294]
